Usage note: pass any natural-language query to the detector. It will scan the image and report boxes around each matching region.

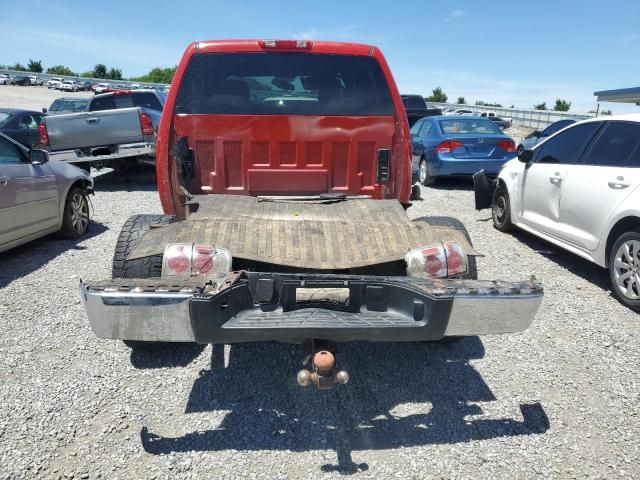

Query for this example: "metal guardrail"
[0,69,169,90]
[429,102,593,129]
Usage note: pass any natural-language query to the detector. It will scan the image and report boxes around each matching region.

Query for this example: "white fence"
[429,102,593,129]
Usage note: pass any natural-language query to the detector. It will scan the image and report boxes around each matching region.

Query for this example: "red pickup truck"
[81,40,542,389]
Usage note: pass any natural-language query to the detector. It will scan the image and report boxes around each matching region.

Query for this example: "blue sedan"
[410,115,517,185]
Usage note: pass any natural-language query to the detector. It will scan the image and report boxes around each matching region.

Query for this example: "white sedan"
[475,114,640,311]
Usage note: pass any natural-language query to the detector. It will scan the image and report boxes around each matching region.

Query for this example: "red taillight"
[435,140,464,154]
[405,242,468,278]
[259,39,312,49]
[38,123,49,146]
[139,113,154,136]
[497,139,516,153]
[162,243,232,277]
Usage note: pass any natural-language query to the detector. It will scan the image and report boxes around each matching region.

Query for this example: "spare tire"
[112,214,175,278]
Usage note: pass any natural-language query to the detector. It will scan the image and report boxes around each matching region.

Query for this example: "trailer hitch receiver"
[297,350,349,389]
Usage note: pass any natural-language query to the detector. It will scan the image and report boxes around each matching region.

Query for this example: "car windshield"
[0,112,12,127]
[439,118,502,134]
[49,99,89,112]
[175,52,395,115]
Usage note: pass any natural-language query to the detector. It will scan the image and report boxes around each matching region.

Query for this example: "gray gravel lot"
[1,166,638,479]
[0,84,637,478]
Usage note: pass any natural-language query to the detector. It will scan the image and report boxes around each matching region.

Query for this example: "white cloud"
[293,28,320,40]
[445,9,467,22]
[394,67,602,113]
[0,23,182,76]
[292,25,360,41]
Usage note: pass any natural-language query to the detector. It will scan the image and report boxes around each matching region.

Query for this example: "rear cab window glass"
[583,122,640,167]
[133,92,162,111]
[89,96,116,111]
[175,52,395,116]
[535,122,601,164]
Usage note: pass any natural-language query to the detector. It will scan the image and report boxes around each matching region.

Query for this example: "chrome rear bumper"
[81,273,542,343]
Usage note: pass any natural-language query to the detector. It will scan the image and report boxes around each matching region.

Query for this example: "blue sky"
[1,0,639,113]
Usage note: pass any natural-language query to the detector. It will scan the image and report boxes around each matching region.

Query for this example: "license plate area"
[295,287,351,307]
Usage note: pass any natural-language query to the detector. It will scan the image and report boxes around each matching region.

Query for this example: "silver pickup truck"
[38,90,165,171]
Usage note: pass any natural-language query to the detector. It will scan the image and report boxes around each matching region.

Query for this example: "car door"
[0,136,59,247]
[557,121,640,250]
[518,122,602,237]
[410,119,425,172]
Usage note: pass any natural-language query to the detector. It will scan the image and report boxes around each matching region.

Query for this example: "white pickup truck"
[38,90,165,171]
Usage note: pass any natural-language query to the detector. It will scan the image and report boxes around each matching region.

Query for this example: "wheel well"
[605,216,640,266]
[69,178,92,194]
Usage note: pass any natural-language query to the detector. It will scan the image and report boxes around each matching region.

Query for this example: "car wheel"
[517,145,524,156]
[112,214,176,279]
[608,231,640,312]
[492,184,513,232]
[419,158,435,186]
[61,187,90,238]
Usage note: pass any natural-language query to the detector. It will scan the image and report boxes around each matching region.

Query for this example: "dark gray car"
[0,132,93,253]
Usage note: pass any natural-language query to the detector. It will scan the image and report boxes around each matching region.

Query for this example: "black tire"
[419,158,436,186]
[60,187,90,238]
[517,144,525,156]
[492,184,513,232]
[112,214,176,279]
[454,223,478,281]
[608,230,640,312]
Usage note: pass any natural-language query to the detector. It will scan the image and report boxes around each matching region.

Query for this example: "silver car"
[0,132,93,253]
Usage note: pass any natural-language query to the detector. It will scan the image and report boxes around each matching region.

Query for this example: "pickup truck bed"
[41,107,155,165]
[127,195,478,268]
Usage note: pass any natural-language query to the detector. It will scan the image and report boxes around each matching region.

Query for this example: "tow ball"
[297,350,349,389]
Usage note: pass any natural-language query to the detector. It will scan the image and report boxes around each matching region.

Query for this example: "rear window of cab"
[174,52,395,116]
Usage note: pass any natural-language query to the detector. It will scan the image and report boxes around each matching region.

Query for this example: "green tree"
[93,64,107,79]
[131,66,177,84]
[10,62,27,71]
[46,65,76,76]
[27,59,43,73]
[425,87,447,103]
[80,71,95,78]
[533,102,547,110]
[107,67,123,80]
[553,98,571,112]
[456,96,466,104]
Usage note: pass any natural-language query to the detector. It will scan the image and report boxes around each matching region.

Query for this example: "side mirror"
[42,107,47,113]
[29,149,49,165]
[518,149,533,163]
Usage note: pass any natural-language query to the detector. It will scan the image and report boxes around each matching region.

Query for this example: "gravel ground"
[1,166,638,480]
[0,87,638,478]
[0,85,90,110]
